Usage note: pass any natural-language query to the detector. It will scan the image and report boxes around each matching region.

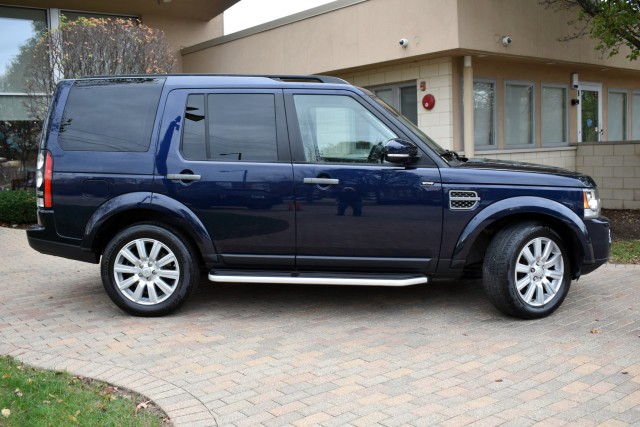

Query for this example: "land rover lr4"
[27,75,610,318]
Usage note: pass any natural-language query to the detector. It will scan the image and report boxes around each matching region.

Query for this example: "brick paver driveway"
[1,226,639,426]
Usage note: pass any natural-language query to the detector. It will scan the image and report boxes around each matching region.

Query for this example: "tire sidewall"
[101,224,198,316]
[504,227,571,318]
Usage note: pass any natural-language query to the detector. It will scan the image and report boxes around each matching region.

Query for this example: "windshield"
[365,89,447,157]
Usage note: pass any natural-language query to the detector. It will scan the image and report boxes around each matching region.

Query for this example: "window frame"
[463,78,498,150]
[368,81,418,125]
[632,91,640,140]
[540,83,569,147]
[607,89,628,142]
[178,89,288,164]
[503,80,536,148]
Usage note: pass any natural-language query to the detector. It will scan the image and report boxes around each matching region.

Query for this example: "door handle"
[166,173,201,181]
[303,178,340,185]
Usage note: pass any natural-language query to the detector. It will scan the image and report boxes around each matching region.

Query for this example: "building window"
[473,80,496,148]
[0,6,47,170]
[504,82,534,146]
[541,85,568,146]
[633,92,640,140]
[608,90,627,141]
[61,10,137,22]
[371,82,417,125]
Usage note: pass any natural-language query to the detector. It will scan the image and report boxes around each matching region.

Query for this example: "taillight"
[36,151,53,208]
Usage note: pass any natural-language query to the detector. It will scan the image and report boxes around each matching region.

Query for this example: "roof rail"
[82,73,349,84]
[261,75,348,84]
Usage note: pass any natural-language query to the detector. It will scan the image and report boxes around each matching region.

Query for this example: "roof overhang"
[1,0,239,21]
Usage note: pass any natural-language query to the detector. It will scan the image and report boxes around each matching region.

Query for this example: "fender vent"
[450,190,480,210]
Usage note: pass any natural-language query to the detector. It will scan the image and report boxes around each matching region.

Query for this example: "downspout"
[463,55,474,158]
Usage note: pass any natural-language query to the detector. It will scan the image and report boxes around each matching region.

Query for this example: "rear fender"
[82,192,216,259]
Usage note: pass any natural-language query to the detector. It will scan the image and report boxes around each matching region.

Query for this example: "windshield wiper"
[442,149,468,162]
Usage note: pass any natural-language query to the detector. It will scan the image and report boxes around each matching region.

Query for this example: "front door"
[154,89,296,267]
[285,90,443,274]
[578,83,603,142]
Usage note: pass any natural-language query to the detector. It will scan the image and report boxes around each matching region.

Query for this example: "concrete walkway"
[1,226,639,426]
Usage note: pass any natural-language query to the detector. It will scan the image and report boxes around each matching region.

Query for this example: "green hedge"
[0,190,37,223]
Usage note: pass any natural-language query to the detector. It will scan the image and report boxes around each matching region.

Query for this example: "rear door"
[284,89,443,274]
[154,89,295,268]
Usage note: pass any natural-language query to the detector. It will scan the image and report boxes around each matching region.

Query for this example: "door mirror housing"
[384,138,420,165]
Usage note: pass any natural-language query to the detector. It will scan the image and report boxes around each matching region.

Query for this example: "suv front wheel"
[101,224,200,316]
[483,222,571,319]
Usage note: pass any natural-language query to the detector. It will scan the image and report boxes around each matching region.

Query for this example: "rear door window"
[181,93,278,162]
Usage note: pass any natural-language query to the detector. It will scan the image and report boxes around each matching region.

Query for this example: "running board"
[208,271,428,287]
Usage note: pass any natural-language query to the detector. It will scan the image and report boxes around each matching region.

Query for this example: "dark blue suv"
[27,75,610,318]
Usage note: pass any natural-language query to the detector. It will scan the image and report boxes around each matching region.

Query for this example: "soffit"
[1,0,239,21]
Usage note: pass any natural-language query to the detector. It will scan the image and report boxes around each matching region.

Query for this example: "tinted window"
[58,78,163,152]
[181,93,278,162]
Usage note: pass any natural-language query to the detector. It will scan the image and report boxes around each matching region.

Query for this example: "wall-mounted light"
[571,72,579,89]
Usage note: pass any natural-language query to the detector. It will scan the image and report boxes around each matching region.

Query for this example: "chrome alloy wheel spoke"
[514,237,564,307]
[113,238,180,306]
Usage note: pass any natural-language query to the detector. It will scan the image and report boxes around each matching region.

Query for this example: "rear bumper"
[26,210,99,264]
[580,216,610,275]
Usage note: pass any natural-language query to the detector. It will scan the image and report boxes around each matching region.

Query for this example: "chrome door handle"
[166,173,201,181]
[303,178,340,185]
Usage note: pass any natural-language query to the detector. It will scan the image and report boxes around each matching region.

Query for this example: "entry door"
[285,90,443,274]
[154,89,296,267]
[578,83,602,142]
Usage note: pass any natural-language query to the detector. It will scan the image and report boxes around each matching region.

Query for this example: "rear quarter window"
[57,78,164,152]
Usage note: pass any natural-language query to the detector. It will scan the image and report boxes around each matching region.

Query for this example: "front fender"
[81,192,216,260]
[452,196,593,266]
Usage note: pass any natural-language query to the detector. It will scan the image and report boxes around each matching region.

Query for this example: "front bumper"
[580,216,610,275]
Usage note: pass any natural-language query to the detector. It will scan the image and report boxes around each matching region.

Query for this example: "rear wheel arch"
[88,207,214,269]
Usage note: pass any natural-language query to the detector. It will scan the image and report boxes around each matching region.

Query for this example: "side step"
[208,271,428,287]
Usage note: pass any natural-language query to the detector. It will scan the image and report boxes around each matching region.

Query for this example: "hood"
[441,157,597,187]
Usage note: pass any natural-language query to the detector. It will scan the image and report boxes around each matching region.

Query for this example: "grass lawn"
[0,356,168,426]
[610,240,640,264]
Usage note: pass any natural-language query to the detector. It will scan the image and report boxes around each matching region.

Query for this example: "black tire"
[101,224,200,316]
[483,222,571,319]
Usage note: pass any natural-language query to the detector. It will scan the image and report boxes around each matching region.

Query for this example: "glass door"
[578,83,602,142]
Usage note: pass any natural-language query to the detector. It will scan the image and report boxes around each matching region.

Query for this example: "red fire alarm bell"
[422,94,436,110]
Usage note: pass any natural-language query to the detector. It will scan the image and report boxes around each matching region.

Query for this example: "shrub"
[0,190,36,223]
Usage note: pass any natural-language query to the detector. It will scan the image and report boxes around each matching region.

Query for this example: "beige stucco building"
[179,0,640,208]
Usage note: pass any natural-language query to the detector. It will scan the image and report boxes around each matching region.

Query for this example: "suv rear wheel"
[101,224,199,316]
[483,222,571,319]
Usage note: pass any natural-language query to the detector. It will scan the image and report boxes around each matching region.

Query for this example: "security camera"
[399,38,409,48]
[501,36,512,46]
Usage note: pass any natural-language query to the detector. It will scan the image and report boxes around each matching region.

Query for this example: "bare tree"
[24,17,176,122]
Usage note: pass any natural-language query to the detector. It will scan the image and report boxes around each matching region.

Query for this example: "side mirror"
[384,138,420,165]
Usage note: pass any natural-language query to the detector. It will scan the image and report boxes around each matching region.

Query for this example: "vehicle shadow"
[180,276,499,320]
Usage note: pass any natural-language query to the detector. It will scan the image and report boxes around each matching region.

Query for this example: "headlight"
[583,189,601,219]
